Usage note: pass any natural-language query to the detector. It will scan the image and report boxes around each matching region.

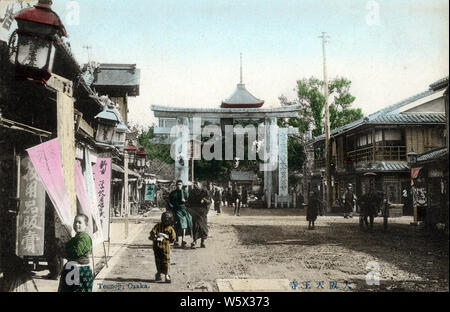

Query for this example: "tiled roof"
[429,76,449,91]
[417,148,448,163]
[92,64,140,96]
[310,78,447,144]
[355,161,409,172]
[370,113,445,124]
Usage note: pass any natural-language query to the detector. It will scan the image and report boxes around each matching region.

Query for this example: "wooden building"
[306,77,448,215]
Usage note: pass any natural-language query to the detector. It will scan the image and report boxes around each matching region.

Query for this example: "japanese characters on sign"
[92,158,111,241]
[145,184,155,201]
[16,156,46,257]
[0,0,35,41]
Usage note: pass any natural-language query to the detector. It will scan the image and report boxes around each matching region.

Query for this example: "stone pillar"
[278,128,289,198]
[174,117,190,185]
[263,117,277,208]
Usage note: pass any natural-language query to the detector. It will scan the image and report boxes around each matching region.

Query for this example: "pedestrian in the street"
[232,185,242,216]
[149,211,176,283]
[213,187,222,215]
[226,187,233,208]
[168,180,193,249]
[358,185,381,231]
[242,186,248,208]
[187,181,211,249]
[342,183,356,219]
[307,191,322,230]
[58,214,94,292]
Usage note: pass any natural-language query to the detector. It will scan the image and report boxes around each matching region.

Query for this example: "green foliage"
[137,127,174,164]
[279,76,363,171]
[287,136,305,171]
[194,119,261,182]
[280,76,362,136]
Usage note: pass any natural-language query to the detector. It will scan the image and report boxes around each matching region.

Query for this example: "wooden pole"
[320,32,333,213]
[124,154,129,239]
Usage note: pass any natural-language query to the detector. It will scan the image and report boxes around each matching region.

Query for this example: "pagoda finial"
[240,53,243,84]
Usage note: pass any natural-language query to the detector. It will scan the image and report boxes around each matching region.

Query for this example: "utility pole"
[124,152,129,239]
[83,45,92,62]
[319,32,332,213]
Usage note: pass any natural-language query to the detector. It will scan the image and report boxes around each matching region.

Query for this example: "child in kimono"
[58,214,94,292]
[149,211,176,283]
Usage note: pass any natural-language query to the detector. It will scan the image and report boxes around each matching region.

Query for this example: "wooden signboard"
[16,156,46,257]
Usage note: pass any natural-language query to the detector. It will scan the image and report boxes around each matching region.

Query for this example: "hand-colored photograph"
[0,0,448,300]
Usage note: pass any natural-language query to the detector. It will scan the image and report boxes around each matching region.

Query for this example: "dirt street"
[94,206,449,292]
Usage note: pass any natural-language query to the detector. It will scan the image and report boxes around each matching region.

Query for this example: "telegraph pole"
[319,32,332,213]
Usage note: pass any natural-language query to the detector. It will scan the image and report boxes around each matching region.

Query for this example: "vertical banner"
[92,158,111,242]
[16,156,46,257]
[145,184,155,201]
[84,150,104,245]
[74,160,95,236]
[26,138,74,236]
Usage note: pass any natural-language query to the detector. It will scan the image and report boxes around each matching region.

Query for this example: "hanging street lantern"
[94,103,120,145]
[113,121,128,147]
[407,150,418,167]
[136,147,148,171]
[13,0,67,83]
[124,140,137,165]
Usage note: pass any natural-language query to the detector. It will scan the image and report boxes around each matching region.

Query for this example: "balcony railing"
[314,158,326,168]
[347,146,407,164]
[314,156,337,169]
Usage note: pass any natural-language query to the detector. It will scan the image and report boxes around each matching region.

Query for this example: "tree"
[137,126,174,164]
[280,76,362,136]
[279,76,363,170]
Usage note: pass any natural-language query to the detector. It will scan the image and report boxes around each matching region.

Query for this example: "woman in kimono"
[58,214,94,292]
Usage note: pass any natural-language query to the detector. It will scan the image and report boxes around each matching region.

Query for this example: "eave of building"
[151,104,300,119]
[308,78,448,145]
[416,147,449,165]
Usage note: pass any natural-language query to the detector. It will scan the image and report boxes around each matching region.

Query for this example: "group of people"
[305,183,385,232]
[221,185,249,216]
[149,180,253,283]
[148,180,212,283]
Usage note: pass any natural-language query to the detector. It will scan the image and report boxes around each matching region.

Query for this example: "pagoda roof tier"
[221,83,264,108]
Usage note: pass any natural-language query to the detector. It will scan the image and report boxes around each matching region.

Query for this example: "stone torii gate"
[151,105,299,208]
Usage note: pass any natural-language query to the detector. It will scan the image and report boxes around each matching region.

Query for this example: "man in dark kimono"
[242,187,248,208]
[213,187,222,215]
[358,186,382,231]
[187,181,211,248]
[307,190,322,230]
[226,188,233,207]
[168,180,192,248]
[232,185,242,216]
[342,183,356,218]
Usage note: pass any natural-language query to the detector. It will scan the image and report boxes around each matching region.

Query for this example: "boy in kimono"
[149,211,176,283]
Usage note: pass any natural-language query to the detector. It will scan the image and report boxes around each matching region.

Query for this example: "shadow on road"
[232,221,449,285]
[99,277,161,284]
[127,244,153,250]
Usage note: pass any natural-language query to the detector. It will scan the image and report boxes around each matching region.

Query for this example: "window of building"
[375,130,383,142]
[384,130,402,141]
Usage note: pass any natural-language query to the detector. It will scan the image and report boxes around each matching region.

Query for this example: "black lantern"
[124,141,137,165]
[14,0,67,83]
[407,150,418,166]
[95,103,120,145]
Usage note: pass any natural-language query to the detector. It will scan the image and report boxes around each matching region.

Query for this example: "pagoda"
[221,54,264,108]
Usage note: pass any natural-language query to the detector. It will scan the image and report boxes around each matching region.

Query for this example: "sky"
[49,0,449,127]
